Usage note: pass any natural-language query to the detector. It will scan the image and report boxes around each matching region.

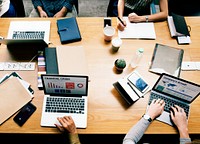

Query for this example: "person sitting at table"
[55,116,81,144]
[123,99,191,144]
[0,0,16,17]
[117,0,168,31]
[31,0,77,18]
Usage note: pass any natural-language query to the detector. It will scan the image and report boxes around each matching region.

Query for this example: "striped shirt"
[32,0,74,17]
[125,0,152,12]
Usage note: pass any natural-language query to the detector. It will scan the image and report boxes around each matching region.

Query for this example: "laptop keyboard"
[12,31,45,39]
[45,97,85,114]
[149,92,189,117]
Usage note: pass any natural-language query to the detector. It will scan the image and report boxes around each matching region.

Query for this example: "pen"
[117,17,126,26]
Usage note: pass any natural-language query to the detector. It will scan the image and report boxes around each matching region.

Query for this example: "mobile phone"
[128,72,149,93]
[104,17,111,27]
[13,102,36,126]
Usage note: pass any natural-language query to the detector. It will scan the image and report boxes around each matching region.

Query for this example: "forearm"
[69,133,81,144]
[117,0,125,18]
[123,118,151,144]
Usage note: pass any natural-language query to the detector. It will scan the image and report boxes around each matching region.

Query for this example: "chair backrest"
[168,0,200,16]
[10,0,25,17]
[74,0,79,14]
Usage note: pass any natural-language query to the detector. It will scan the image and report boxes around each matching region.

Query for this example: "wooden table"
[0,17,200,134]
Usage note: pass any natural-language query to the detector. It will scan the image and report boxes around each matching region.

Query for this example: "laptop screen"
[41,75,88,96]
[153,73,200,103]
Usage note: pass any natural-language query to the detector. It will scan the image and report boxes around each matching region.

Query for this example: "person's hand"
[39,10,48,18]
[146,99,165,120]
[54,7,67,18]
[117,18,127,31]
[170,105,189,138]
[55,116,78,134]
[128,12,144,23]
[54,11,66,18]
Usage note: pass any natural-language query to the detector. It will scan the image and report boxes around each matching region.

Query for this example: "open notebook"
[118,17,156,39]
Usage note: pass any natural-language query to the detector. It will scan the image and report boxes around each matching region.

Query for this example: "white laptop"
[147,73,200,126]
[41,74,89,128]
[0,21,50,48]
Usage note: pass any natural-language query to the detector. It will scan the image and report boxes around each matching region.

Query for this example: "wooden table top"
[0,17,200,134]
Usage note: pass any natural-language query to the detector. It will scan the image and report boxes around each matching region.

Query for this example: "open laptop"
[0,21,50,49]
[41,74,89,128]
[147,73,200,126]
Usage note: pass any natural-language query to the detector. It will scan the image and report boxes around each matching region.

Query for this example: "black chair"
[168,0,200,16]
[74,0,79,14]
[107,0,118,17]
[10,0,25,17]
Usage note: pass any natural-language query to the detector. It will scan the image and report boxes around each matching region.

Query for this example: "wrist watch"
[145,15,149,22]
[143,114,152,122]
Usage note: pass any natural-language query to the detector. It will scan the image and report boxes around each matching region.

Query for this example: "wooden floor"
[1,134,200,144]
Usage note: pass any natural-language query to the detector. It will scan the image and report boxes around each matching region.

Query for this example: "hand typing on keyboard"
[170,105,189,138]
[146,99,165,120]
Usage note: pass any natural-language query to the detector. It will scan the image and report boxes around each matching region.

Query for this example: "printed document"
[118,17,156,39]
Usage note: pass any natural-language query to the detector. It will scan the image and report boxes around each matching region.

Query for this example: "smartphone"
[13,102,36,126]
[104,17,111,27]
[128,72,149,93]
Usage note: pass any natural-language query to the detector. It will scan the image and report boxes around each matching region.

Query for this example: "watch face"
[143,114,152,122]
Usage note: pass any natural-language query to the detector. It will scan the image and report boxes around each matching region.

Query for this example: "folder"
[44,47,59,74]
[57,17,82,44]
[56,46,89,76]
[0,77,32,125]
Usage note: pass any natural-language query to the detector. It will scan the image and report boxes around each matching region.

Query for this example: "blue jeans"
[2,2,16,17]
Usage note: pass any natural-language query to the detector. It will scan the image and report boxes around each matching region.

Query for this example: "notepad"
[118,17,156,39]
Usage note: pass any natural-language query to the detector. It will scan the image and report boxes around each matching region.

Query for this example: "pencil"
[117,17,126,26]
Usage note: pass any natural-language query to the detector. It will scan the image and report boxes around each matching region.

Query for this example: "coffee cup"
[111,37,122,52]
[103,26,115,42]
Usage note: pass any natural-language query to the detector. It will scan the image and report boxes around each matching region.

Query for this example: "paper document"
[118,17,156,39]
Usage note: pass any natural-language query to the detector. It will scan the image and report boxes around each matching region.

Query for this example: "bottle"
[130,48,144,68]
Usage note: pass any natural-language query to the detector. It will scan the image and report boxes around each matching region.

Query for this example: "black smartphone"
[127,72,149,93]
[13,102,36,126]
[104,17,111,27]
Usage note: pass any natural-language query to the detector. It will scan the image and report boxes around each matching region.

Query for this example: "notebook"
[57,17,81,44]
[149,43,184,77]
[147,73,200,126]
[118,17,156,39]
[0,21,50,49]
[41,74,89,128]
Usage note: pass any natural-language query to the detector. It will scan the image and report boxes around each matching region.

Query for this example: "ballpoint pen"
[117,17,126,26]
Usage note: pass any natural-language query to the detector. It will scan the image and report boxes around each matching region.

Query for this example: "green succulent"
[115,58,126,70]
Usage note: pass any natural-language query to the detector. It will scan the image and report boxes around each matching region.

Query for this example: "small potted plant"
[114,58,126,71]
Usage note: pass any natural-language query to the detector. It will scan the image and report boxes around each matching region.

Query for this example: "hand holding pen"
[117,17,127,31]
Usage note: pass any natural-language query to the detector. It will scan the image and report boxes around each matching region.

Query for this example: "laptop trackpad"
[156,111,173,126]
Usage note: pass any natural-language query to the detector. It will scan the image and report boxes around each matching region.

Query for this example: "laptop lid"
[152,73,200,103]
[41,74,88,97]
[0,39,48,50]
[7,21,51,43]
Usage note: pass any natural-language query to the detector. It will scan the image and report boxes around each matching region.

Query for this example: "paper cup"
[103,26,115,42]
[111,37,122,52]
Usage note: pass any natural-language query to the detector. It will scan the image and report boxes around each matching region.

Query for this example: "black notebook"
[57,17,82,44]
